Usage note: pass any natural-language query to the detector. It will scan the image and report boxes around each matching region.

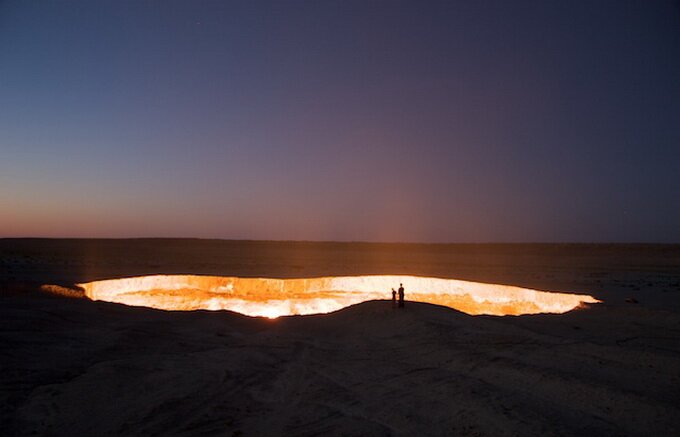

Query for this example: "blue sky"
[1,0,679,242]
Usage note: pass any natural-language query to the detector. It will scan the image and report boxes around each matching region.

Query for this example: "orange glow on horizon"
[61,275,601,318]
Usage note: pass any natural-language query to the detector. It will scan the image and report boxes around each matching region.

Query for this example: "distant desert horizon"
[4,236,680,244]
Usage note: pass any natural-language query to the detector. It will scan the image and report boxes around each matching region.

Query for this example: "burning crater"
[70,275,599,318]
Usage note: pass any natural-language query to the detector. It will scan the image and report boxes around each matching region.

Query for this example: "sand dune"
[2,294,679,436]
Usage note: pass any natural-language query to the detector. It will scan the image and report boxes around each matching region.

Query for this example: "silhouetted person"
[391,288,397,308]
[398,283,405,308]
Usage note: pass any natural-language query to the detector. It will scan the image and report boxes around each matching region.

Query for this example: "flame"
[74,275,600,318]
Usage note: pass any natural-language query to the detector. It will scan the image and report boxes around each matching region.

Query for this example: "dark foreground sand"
[2,240,680,436]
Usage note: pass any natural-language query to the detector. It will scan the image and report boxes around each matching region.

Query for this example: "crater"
[70,275,600,318]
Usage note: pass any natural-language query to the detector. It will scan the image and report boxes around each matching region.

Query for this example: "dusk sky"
[1,1,679,242]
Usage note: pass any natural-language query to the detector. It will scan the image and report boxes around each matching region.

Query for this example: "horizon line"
[1,237,678,245]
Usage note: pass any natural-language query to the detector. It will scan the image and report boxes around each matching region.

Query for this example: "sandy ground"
[1,239,680,436]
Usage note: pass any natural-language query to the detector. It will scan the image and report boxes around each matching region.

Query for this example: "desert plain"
[1,239,679,436]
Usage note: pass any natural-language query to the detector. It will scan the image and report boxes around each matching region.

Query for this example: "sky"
[1,0,679,243]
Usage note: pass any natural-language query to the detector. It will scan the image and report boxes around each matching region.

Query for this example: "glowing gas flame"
[73,275,600,318]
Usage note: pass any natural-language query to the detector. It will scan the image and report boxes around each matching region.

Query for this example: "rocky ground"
[2,240,680,436]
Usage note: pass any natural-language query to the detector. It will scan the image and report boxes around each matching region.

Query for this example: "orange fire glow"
[73,275,600,318]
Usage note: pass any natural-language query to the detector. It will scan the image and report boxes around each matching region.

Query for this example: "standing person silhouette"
[398,283,405,308]
[391,288,397,308]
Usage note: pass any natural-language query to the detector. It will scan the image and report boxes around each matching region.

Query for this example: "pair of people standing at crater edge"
[392,283,405,308]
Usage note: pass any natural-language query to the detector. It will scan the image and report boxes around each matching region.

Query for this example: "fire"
[73,275,600,318]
